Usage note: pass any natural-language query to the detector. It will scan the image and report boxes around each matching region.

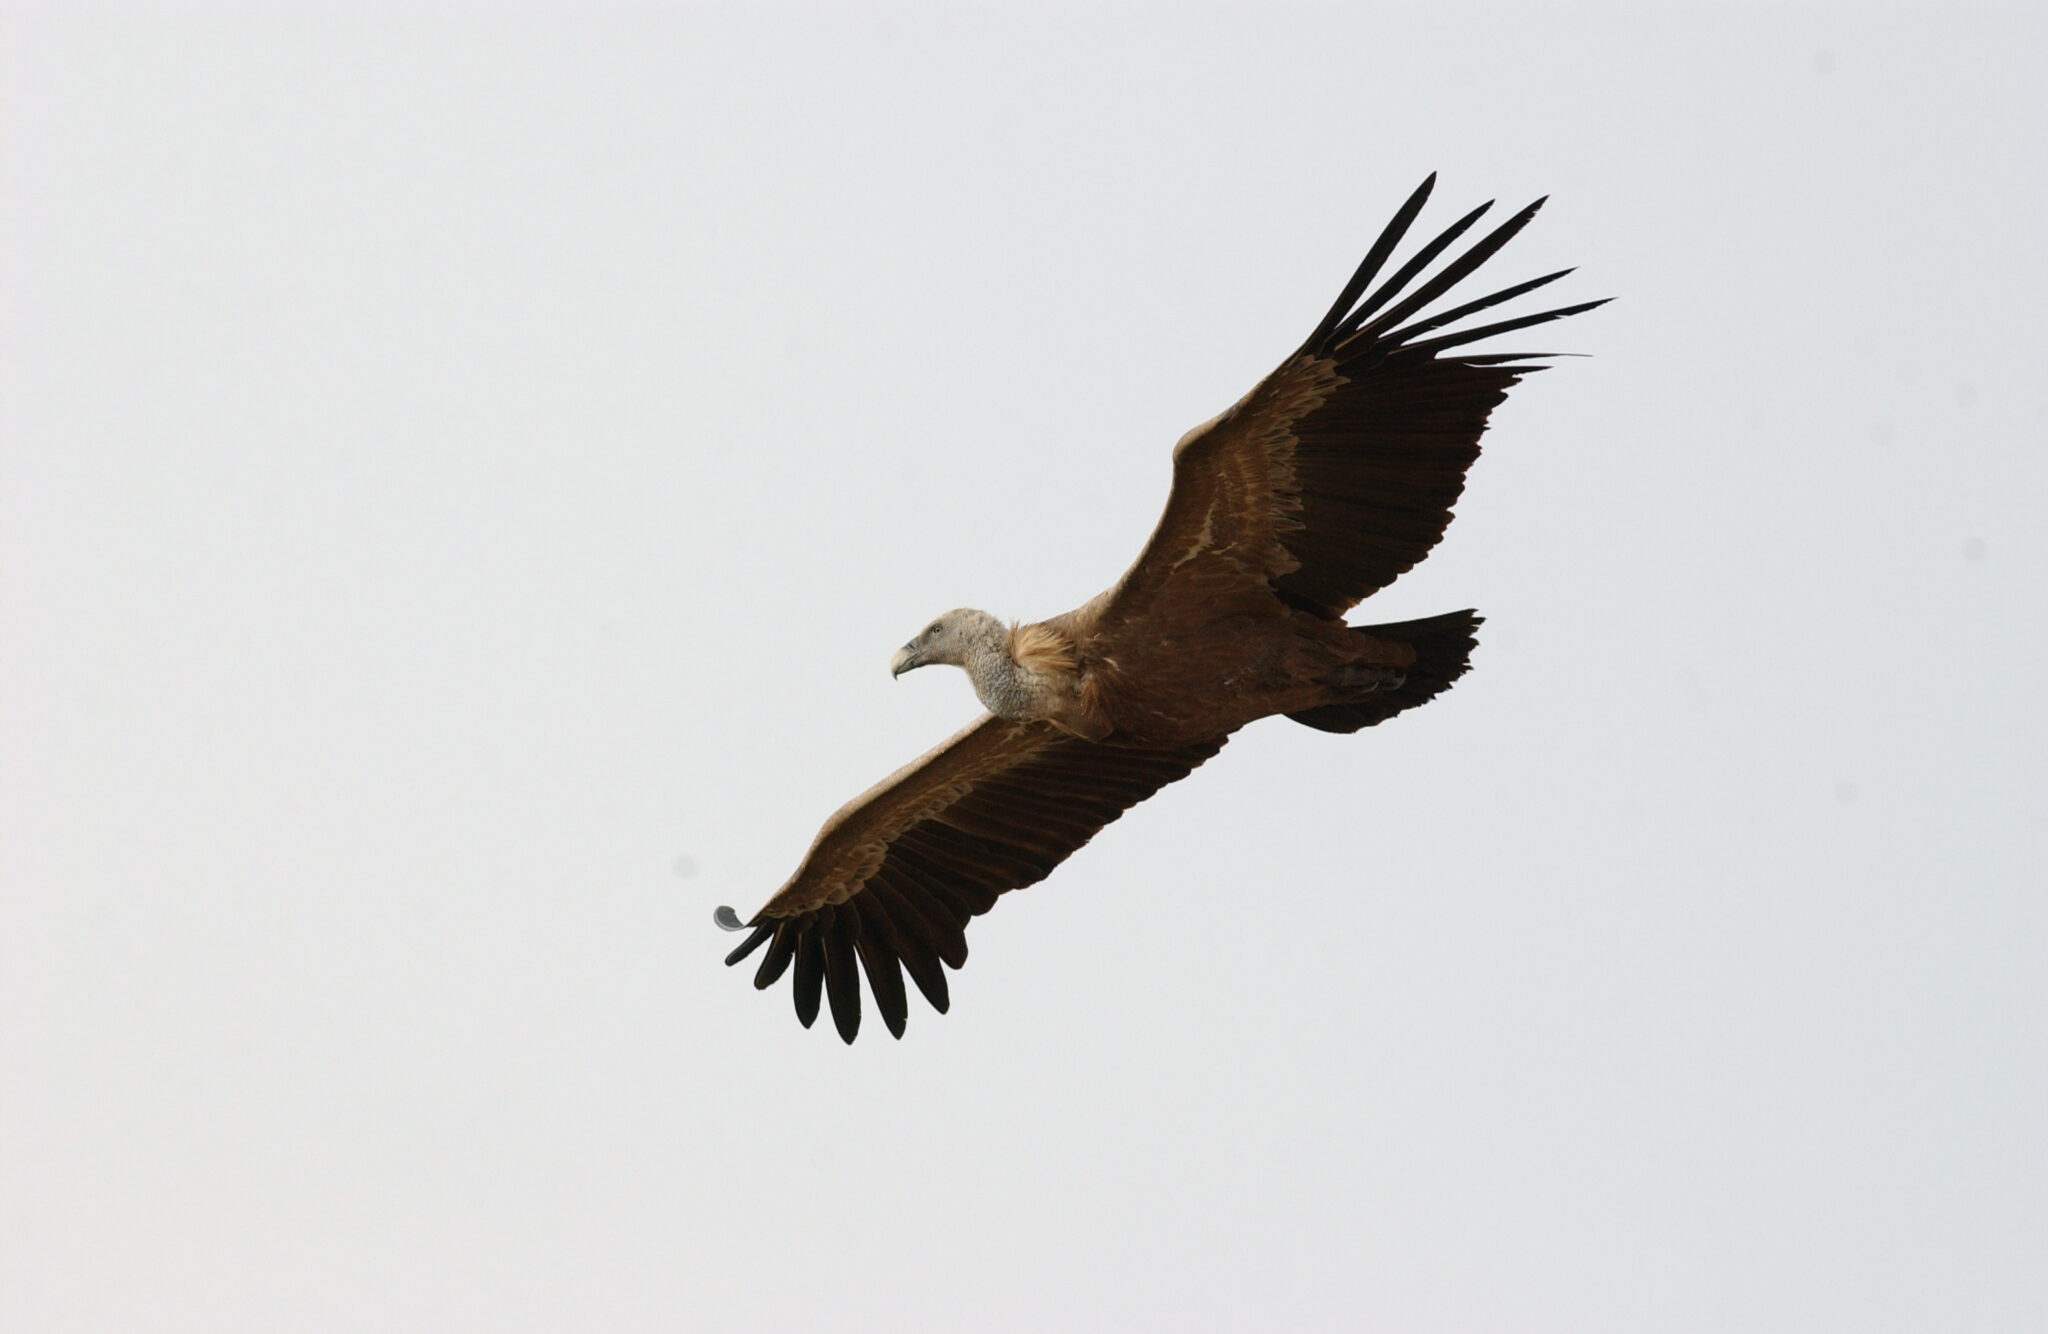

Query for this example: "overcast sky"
[4,5,2045,1331]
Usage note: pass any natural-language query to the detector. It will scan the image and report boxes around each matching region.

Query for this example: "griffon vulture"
[717,175,1603,1041]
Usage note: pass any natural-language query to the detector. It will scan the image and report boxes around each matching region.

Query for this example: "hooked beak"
[889,644,921,678]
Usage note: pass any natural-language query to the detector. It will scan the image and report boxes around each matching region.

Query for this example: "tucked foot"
[1328,664,1407,692]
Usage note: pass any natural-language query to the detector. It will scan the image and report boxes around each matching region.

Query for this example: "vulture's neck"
[963,637,1033,719]
[963,627,1068,723]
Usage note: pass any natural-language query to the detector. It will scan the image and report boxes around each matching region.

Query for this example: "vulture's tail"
[1287,609,1481,733]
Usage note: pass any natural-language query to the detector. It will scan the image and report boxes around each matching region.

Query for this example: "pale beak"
[889,644,920,678]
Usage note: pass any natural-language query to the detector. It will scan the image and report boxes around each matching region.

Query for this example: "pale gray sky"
[4,5,2044,1331]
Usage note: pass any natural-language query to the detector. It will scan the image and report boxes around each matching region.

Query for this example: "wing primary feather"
[853,914,910,1039]
[888,877,966,959]
[886,863,972,967]
[1343,197,1548,349]
[792,924,826,1029]
[898,950,949,1013]
[821,915,863,1043]
[752,919,798,989]
[887,844,994,943]
[1396,297,1612,356]
[868,877,953,1013]
[1457,351,1568,365]
[887,916,952,1010]
[722,922,773,967]
[1332,200,1494,344]
[862,875,934,964]
[1297,172,1437,353]
[1382,267,1575,347]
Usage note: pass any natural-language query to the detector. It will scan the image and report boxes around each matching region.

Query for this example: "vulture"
[716,175,1603,1042]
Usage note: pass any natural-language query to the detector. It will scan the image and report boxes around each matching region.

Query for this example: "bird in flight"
[717,175,1603,1041]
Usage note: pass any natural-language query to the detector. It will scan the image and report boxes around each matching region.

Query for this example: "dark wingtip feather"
[823,923,863,1044]
[916,962,951,1013]
[1340,195,1549,350]
[1383,267,1575,348]
[861,955,909,1039]
[792,931,825,1029]
[1397,296,1612,357]
[1328,199,1495,346]
[722,921,774,967]
[752,921,797,989]
[899,942,950,1013]
[1298,173,1439,354]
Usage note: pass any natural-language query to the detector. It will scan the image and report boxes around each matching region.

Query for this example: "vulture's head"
[890,608,1002,678]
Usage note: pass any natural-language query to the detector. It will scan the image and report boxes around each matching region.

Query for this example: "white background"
[5,6,2044,1331]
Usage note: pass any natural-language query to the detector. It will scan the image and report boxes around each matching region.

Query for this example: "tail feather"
[1287,609,1481,734]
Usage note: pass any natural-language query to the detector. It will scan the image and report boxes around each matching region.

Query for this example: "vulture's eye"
[927,623,943,637]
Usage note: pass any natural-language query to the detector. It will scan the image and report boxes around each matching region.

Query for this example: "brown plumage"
[717,176,1605,1041]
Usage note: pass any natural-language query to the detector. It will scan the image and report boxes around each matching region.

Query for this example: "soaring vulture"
[717,175,1603,1041]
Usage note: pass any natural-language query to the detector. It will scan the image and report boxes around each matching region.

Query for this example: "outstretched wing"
[1102,174,1607,626]
[718,715,1226,1042]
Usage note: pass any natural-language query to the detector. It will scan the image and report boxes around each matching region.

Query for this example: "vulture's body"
[718,176,1604,1041]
